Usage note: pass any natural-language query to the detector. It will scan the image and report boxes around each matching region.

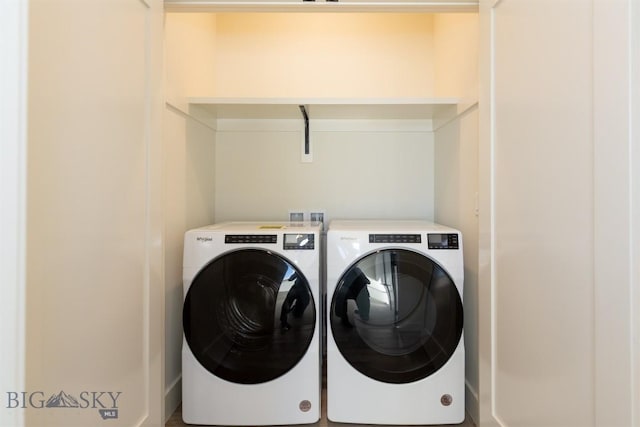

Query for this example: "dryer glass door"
[330,249,463,383]
[184,248,316,384]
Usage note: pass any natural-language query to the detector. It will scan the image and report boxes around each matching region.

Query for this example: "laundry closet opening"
[165,11,477,221]
[162,7,480,423]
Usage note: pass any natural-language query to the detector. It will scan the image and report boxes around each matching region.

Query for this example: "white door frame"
[631,0,640,423]
[0,1,27,426]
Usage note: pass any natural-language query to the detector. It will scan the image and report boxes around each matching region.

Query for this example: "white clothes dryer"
[182,222,322,425]
[326,220,464,425]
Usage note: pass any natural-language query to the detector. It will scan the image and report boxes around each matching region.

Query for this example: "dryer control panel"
[369,234,421,244]
[427,233,459,250]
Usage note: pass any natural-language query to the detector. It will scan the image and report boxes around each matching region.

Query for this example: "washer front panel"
[330,248,463,384]
[184,248,316,384]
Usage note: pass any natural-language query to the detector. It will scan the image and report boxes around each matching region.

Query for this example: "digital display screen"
[428,234,448,246]
[427,233,459,250]
[285,234,304,245]
[283,233,314,250]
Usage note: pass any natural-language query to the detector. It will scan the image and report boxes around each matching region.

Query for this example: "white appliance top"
[196,221,322,233]
[328,219,458,234]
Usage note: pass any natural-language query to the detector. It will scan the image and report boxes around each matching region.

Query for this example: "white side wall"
[163,106,216,421]
[432,14,479,421]
[164,10,219,422]
[434,107,479,424]
[24,0,164,425]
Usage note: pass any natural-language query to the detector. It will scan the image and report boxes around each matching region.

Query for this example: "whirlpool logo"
[6,390,121,420]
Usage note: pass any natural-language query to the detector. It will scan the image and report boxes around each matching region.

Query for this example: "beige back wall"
[213,13,436,98]
[214,120,435,222]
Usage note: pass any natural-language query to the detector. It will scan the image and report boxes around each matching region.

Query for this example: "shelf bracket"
[299,105,312,162]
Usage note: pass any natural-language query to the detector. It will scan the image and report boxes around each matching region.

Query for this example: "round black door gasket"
[184,248,316,384]
[330,248,463,384]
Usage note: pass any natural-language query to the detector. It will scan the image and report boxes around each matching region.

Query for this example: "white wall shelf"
[188,97,473,123]
[165,0,478,13]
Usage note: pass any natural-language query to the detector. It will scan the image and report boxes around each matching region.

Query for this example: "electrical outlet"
[309,211,325,225]
[288,211,305,222]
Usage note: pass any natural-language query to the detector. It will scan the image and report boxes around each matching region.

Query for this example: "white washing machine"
[182,222,322,425]
[326,220,464,425]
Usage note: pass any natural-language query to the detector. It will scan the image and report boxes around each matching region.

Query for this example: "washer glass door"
[184,248,316,384]
[330,249,463,383]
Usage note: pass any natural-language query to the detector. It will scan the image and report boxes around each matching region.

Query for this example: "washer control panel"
[225,234,277,244]
[283,233,315,250]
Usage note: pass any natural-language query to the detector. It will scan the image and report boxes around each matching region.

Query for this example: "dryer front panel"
[183,248,316,384]
[330,248,463,384]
